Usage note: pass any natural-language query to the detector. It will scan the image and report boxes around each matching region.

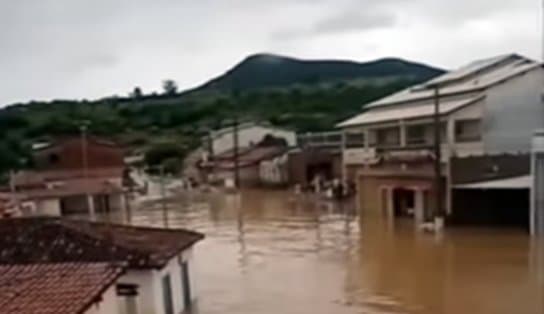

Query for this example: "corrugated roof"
[0,262,124,314]
[338,94,484,127]
[454,175,531,190]
[364,54,540,108]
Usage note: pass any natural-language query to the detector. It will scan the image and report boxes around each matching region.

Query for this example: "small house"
[0,218,205,314]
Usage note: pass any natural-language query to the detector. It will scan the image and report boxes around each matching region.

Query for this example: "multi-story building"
[338,54,543,227]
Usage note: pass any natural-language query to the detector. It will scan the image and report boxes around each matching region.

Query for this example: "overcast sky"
[0,0,541,106]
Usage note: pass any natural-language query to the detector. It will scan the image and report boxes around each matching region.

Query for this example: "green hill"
[188,53,443,93]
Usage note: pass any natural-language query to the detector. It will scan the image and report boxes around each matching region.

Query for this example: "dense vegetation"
[0,54,443,181]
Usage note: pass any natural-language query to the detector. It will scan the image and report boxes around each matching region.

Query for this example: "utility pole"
[159,164,168,228]
[432,85,444,225]
[233,115,240,189]
[80,122,94,220]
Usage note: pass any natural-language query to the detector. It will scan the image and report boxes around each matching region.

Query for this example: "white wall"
[118,269,155,314]
[484,68,544,154]
[211,125,295,155]
[118,247,196,314]
[84,285,119,314]
[35,198,61,216]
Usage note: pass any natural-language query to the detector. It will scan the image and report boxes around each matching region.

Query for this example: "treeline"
[0,77,420,181]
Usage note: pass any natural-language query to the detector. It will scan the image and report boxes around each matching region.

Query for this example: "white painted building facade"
[205,122,296,156]
[117,248,197,314]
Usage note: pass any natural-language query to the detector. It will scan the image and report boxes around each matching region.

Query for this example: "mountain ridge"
[186,53,445,94]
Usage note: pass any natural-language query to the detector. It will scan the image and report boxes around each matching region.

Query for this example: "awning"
[454,175,531,190]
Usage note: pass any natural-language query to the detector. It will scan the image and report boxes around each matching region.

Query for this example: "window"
[162,274,174,314]
[325,134,341,143]
[116,284,139,314]
[345,132,365,148]
[455,119,482,142]
[374,127,400,147]
[406,125,427,145]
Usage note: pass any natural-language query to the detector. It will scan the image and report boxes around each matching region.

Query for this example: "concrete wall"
[84,285,119,314]
[483,68,544,154]
[211,126,295,155]
[259,155,288,185]
[118,247,196,314]
[35,198,61,216]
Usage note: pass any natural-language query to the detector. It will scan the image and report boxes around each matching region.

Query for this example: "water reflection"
[95,189,544,314]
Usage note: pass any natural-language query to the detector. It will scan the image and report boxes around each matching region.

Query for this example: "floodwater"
[105,189,544,314]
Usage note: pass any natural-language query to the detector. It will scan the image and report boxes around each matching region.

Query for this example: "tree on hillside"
[162,80,178,96]
[130,87,143,99]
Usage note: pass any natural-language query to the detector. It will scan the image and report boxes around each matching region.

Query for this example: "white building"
[0,218,205,314]
[338,54,544,228]
[204,122,296,156]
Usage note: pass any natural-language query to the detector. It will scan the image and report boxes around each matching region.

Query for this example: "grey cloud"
[271,9,396,40]
[313,10,396,34]
[0,0,539,106]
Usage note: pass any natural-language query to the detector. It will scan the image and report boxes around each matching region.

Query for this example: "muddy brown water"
[100,189,544,314]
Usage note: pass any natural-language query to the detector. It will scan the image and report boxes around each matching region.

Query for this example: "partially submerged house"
[10,137,130,217]
[200,144,289,186]
[338,54,544,229]
[0,218,205,314]
[0,263,124,314]
[288,131,344,186]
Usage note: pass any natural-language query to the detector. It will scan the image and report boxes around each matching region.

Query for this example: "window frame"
[455,119,482,143]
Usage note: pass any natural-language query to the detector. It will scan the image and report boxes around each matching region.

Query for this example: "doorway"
[393,188,415,217]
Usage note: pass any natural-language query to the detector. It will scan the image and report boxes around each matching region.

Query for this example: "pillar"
[531,130,544,236]
[381,186,394,219]
[414,188,425,226]
[87,194,96,220]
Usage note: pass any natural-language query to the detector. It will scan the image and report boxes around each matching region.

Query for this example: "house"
[288,131,344,186]
[338,54,544,229]
[10,137,130,217]
[0,218,205,314]
[0,262,124,314]
[200,144,289,186]
[202,122,296,156]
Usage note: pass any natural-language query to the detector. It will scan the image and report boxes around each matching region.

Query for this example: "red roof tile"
[0,262,123,314]
[0,218,204,269]
[13,167,124,187]
[17,178,124,200]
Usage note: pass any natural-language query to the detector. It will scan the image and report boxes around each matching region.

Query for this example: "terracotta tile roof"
[0,218,204,269]
[0,262,123,314]
[13,167,124,187]
[17,178,124,200]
